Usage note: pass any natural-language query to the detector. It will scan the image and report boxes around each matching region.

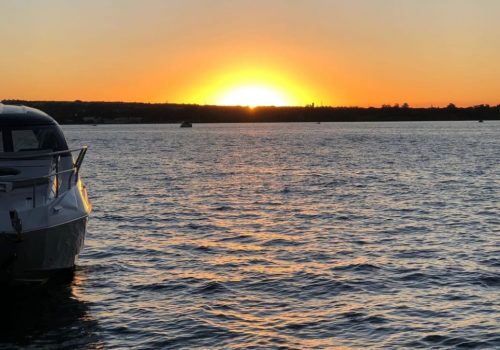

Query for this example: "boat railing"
[0,147,86,160]
[0,147,88,207]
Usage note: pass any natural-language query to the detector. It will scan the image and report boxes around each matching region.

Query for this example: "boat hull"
[0,217,87,284]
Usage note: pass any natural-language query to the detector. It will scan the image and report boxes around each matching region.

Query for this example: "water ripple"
[3,122,499,349]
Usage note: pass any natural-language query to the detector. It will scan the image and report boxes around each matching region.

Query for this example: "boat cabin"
[0,104,68,153]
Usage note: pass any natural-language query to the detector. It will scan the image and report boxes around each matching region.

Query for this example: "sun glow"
[181,64,320,107]
[217,85,290,108]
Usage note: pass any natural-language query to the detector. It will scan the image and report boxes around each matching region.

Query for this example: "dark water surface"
[1,122,499,349]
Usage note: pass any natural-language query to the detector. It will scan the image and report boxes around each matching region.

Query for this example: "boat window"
[12,129,40,152]
[0,126,68,152]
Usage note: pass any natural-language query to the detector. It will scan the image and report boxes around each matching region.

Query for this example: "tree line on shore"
[2,100,499,124]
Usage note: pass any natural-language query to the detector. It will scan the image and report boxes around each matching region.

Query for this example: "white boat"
[0,104,92,284]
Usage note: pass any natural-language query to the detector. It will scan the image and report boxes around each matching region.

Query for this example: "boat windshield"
[0,126,68,153]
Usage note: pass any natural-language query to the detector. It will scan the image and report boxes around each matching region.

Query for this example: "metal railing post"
[55,155,59,198]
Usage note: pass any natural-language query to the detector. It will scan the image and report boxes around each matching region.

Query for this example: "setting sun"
[183,64,320,107]
[216,85,291,107]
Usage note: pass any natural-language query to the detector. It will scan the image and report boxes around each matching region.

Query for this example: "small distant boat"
[478,119,484,123]
[180,121,192,128]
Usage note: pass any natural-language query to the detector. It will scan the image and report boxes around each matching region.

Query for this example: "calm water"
[1,122,499,349]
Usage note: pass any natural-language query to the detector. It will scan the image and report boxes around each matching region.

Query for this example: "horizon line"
[2,99,500,110]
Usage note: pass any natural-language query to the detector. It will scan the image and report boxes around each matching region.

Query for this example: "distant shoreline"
[3,100,499,124]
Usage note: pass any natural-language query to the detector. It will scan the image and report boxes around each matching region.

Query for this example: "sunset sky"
[1,0,500,107]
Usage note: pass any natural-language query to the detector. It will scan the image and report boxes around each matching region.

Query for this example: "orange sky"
[1,0,500,107]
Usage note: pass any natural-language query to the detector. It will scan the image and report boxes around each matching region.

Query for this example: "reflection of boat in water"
[0,104,92,284]
[0,270,101,346]
[180,121,193,128]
